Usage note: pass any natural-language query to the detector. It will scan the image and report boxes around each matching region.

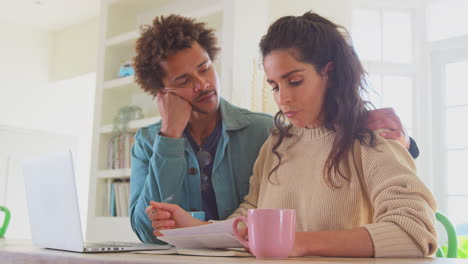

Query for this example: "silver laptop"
[22,150,171,252]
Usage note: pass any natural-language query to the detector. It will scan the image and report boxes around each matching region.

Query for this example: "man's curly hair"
[133,14,220,97]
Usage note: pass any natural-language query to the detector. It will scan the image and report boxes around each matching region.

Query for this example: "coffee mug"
[189,211,206,221]
[232,209,296,259]
[0,206,11,238]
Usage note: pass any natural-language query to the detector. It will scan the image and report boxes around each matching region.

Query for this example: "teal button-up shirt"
[129,98,273,243]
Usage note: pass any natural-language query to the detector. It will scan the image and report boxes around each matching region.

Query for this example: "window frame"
[430,38,468,214]
[350,1,429,185]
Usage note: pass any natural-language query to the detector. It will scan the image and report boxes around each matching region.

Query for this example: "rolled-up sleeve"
[362,136,438,257]
[129,130,187,243]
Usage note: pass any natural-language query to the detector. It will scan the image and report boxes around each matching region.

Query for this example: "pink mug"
[232,209,296,259]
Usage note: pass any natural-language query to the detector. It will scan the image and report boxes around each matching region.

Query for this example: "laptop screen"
[22,151,85,252]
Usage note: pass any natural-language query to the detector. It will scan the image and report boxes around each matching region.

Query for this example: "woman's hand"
[145,201,208,237]
[289,229,374,257]
[289,232,311,257]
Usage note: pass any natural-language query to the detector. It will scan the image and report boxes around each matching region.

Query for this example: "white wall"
[225,0,269,109]
[0,21,96,239]
[50,17,99,82]
[0,22,51,128]
[45,73,96,235]
[268,0,352,27]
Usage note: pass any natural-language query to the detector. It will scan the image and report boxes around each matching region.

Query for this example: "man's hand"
[145,202,207,237]
[157,90,192,138]
[366,108,410,150]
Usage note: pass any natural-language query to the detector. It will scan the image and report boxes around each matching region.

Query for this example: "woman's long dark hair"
[261,11,376,188]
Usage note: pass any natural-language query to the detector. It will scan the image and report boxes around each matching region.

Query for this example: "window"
[426,0,468,41]
[444,61,468,232]
[352,7,415,135]
[352,8,381,61]
[428,0,468,234]
[353,0,468,240]
[430,38,468,235]
[365,74,414,133]
[352,8,412,64]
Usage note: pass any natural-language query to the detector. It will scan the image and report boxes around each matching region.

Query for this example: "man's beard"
[190,90,219,114]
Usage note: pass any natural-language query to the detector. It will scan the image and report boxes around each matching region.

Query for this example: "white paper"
[157,233,243,249]
[160,218,236,236]
[135,247,252,257]
[158,219,243,249]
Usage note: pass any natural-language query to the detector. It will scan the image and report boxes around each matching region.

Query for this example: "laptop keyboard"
[85,241,142,248]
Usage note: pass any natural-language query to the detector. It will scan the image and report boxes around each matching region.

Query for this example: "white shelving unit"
[105,30,139,47]
[97,169,132,179]
[87,0,241,242]
[103,76,134,90]
[99,116,161,134]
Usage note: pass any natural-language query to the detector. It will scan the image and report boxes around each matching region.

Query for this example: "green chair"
[436,212,458,258]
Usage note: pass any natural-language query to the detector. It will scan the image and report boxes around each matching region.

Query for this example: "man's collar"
[219,97,249,131]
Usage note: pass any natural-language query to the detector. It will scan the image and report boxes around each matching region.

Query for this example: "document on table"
[135,247,252,257]
[157,218,244,249]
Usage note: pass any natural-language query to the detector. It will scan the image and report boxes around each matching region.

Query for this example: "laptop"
[21,150,171,253]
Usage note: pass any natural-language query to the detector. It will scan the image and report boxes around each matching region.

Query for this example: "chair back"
[435,212,458,258]
[0,206,10,238]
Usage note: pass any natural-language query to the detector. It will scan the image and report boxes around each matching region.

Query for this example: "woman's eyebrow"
[266,69,305,83]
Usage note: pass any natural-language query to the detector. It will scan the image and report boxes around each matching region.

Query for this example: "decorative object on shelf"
[118,60,135,77]
[108,106,143,170]
[113,105,144,133]
[131,93,157,117]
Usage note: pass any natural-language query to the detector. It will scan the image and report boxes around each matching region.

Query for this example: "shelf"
[105,30,139,47]
[99,116,161,134]
[97,169,131,179]
[103,76,135,90]
[89,0,232,244]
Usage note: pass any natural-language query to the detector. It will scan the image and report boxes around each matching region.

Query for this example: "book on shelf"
[116,180,129,217]
[102,178,130,217]
[107,132,135,170]
[110,179,115,216]
[114,180,121,217]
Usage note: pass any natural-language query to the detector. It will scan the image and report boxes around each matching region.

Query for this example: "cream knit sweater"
[229,126,438,257]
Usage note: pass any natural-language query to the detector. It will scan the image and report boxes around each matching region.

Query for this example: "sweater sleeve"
[361,134,438,257]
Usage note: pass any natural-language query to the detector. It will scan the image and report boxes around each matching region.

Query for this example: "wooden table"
[2,239,468,264]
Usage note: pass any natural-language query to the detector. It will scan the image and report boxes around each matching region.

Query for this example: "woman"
[147,11,437,257]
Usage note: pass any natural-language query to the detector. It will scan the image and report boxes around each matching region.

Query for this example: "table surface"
[2,239,468,264]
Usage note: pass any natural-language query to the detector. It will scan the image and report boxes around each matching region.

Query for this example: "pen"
[150,194,175,215]
[162,194,175,203]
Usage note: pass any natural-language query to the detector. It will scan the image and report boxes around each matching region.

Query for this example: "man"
[129,14,418,244]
